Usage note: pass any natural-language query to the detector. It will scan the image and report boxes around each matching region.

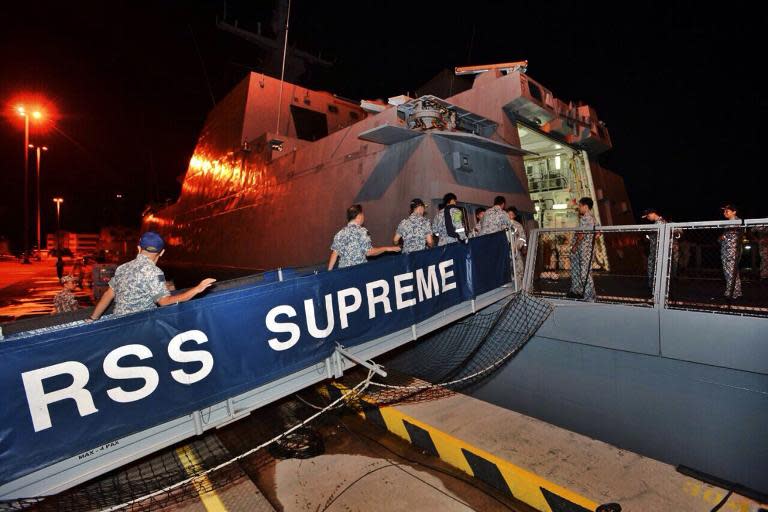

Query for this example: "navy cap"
[139,231,165,253]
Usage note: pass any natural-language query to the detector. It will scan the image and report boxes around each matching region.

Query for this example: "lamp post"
[29,144,48,253]
[53,197,63,249]
[16,107,43,263]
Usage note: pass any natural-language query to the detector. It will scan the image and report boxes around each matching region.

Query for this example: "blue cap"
[139,231,165,253]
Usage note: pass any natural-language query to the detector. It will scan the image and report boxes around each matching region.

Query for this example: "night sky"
[1,1,765,250]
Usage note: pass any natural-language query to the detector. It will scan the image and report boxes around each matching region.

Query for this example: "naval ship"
[142,60,629,278]
[142,60,768,498]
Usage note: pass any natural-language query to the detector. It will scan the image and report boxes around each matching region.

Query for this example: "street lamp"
[16,106,44,263]
[29,144,49,253]
[53,197,63,252]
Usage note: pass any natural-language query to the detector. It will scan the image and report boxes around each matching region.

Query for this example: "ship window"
[290,105,329,141]
[328,105,339,113]
[528,82,543,102]
[349,111,360,120]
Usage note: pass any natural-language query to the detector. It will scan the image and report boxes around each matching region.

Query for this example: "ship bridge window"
[349,111,360,120]
[328,105,339,113]
[290,105,329,141]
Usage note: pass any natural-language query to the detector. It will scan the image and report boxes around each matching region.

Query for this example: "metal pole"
[36,147,41,252]
[23,115,30,264]
[55,201,61,249]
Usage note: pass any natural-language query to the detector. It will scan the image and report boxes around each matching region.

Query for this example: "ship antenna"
[274,0,291,143]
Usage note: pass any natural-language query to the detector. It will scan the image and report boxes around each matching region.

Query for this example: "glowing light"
[552,203,568,210]
[32,111,42,119]
[17,106,25,115]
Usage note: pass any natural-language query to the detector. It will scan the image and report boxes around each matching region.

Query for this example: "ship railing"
[524,219,768,317]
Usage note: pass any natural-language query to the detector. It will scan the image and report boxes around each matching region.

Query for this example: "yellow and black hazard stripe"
[322,383,621,512]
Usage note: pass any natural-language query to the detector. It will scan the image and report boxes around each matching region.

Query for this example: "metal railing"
[524,219,768,316]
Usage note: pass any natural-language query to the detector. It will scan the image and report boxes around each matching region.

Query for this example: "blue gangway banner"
[0,232,510,486]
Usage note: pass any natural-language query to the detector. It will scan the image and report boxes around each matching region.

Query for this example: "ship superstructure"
[144,63,632,275]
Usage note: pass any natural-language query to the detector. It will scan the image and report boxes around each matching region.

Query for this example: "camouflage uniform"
[510,219,526,290]
[720,219,742,299]
[479,206,512,235]
[109,254,171,315]
[569,211,597,301]
[331,222,373,268]
[53,289,79,313]
[647,217,666,289]
[396,213,432,254]
[443,206,467,245]
[755,227,768,279]
[433,209,448,246]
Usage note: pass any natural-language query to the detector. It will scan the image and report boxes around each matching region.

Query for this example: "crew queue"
[327,193,527,286]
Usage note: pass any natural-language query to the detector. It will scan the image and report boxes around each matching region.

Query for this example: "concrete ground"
[155,414,525,512]
[393,393,766,512]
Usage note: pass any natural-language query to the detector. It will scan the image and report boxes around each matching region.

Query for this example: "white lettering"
[21,361,98,432]
[168,330,215,385]
[366,280,392,319]
[439,259,457,292]
[266,305,301,351]
[304,294,335,338]
[394,272,416,309]
[337,287,362,329]
[415,265,440,302]
[103,344,159,403]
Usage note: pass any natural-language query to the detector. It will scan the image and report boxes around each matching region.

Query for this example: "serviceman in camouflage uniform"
[393,198,433,254]
[642,208,666,289]
[473,207,486,235]
[442,193,467,245]
[507,206,527,290]
[755,226,768,279]
[567,197,597,301]
[53,275,79,313]
[719,204,742,300]
[328,204,400,270]
[433,204,448,246]
[479,196,512,235]
[89,232,216,320]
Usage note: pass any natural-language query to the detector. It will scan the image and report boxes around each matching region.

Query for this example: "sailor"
[506,206,527,290]
[328,204,400,270]
[88,231,216,320]
[567,197,597,301]
[433,203,448,246]
[53,274,79,314]
[473,207,486,235]
[642,208,666,289]
[393,198,433,254]
[719,203,742,300]
[479,196,512,235]
[755,226,768,279]
[442,193,467,244]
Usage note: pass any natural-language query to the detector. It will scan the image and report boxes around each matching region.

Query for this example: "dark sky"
[1,1,765,250]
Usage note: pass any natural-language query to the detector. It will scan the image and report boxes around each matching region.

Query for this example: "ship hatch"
[290,105,329,141]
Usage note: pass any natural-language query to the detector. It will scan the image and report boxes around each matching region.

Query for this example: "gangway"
[0,232,513,501]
